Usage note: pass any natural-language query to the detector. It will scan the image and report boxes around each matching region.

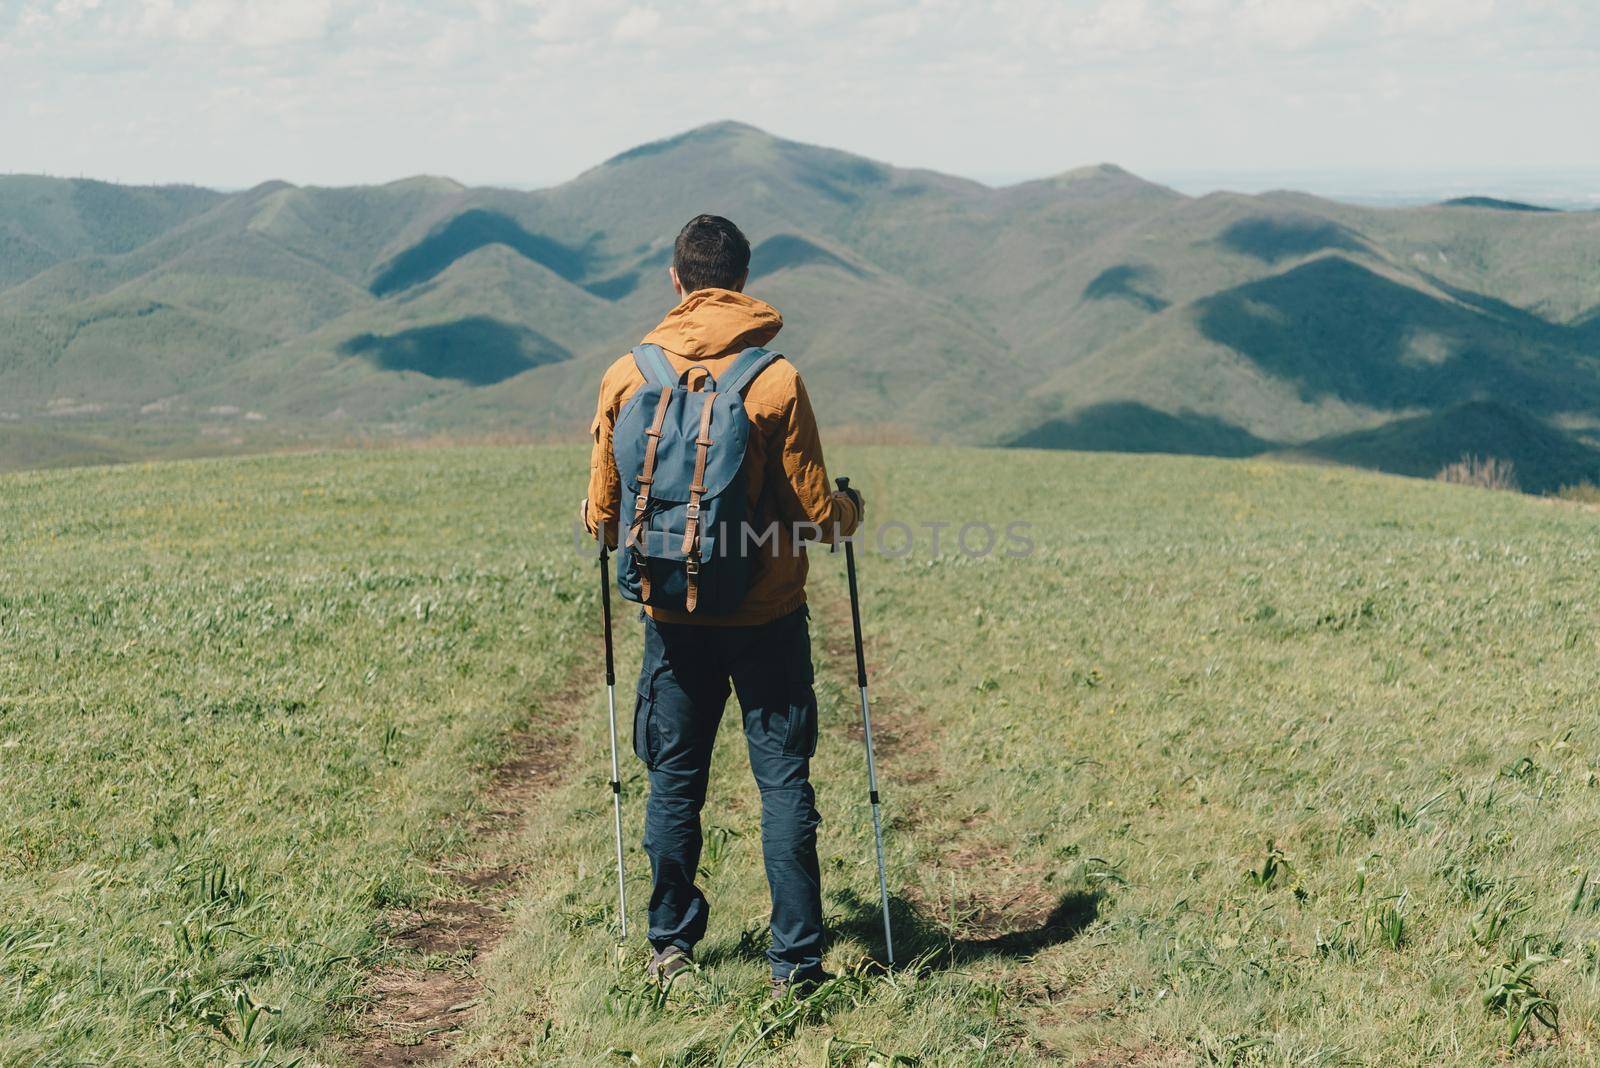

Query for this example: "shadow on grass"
[699,886,1100,972]
[837,886,1101,967]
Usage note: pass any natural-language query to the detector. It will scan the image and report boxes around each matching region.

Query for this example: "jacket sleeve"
[584,367,623,548]
[772,372,859,545]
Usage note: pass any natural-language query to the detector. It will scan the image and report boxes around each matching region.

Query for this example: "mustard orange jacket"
[585,288,858,626]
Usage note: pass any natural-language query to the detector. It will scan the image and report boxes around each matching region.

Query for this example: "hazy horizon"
[11,141,1599,212]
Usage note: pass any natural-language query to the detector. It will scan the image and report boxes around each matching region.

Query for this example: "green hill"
[9,444,1600,1064]
[0,176,223,288]
[4,124,1600,488]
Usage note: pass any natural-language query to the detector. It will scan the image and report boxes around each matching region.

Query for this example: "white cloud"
[612,5,661,41]
[526,0,622,43]
[2,0,1597,186]
[128,0,336,47]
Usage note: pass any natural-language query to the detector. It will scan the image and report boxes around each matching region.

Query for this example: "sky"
[4,0,1599,192]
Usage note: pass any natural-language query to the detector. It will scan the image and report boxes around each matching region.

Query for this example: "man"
[582,214,862,996]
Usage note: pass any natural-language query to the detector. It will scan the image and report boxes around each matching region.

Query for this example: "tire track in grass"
[346,679,580,1067]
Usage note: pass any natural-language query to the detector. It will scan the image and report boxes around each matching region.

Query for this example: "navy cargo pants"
[633,605,824,980]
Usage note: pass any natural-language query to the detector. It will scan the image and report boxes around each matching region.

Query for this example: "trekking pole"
[835,477,894,966]
[597,536,628,941]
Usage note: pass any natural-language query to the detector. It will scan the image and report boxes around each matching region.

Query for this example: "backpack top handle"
[679,365,715,392]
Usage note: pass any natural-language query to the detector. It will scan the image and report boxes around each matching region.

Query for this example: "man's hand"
[833,486,864,529]
[578,497,591,535]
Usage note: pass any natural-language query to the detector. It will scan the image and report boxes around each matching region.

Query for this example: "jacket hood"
[641,288,783,359]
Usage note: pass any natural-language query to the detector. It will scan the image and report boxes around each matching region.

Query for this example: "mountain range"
[4,121,1599,489]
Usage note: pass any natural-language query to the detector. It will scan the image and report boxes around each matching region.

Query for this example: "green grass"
[0,447,590,1065]
[458,446,1600,1066]
[7,444,1600,1064]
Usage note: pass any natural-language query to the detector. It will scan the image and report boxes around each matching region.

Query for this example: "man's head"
[670,214,750,298]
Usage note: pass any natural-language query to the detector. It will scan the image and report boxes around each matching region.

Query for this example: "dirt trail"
[345,696,577,1067]
[341,581,1059,1064]
[338,594,876,1066]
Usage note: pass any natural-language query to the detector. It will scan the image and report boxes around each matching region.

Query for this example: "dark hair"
[673,214,750,293]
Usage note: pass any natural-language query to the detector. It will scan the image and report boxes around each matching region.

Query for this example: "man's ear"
[668,266,685,298]
[732,270,748,293]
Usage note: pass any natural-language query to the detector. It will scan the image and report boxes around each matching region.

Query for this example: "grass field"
[0,448,589,1065]
[6,444,1600,1065]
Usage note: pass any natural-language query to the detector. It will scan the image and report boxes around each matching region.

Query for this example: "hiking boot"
[646,945,693,983]
[770,968,834,1001]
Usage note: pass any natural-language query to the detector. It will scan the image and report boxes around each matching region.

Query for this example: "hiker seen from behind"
[581,213,863,996]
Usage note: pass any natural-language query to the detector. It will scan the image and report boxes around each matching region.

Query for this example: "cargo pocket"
[632,676,660,769]
[781,646,819,759]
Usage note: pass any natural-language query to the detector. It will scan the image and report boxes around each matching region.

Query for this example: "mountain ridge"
[3,122,1599,489]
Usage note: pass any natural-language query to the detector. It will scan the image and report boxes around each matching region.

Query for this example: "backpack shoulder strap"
[631,344,677,389]
[721,347,785,396]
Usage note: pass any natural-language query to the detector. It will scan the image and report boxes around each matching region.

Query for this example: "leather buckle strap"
[627,389,674,605]
[628,389,674,555]
[681,510,701,568]
[625,493,650,549]
[684,552,701,611]
[680,392,717,612]
[679,393,716,554]
[638,390,672,482]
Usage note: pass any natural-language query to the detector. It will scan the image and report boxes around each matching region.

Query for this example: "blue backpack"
[613,343,784,614]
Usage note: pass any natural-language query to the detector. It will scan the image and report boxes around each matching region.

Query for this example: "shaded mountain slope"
[1010,402,1274,458]
[1193,255,1600,412]
[1008,398,1600,496]
[1026,250,1600,462]
[1296,401,1600,494]
[1441,196,1557,213]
